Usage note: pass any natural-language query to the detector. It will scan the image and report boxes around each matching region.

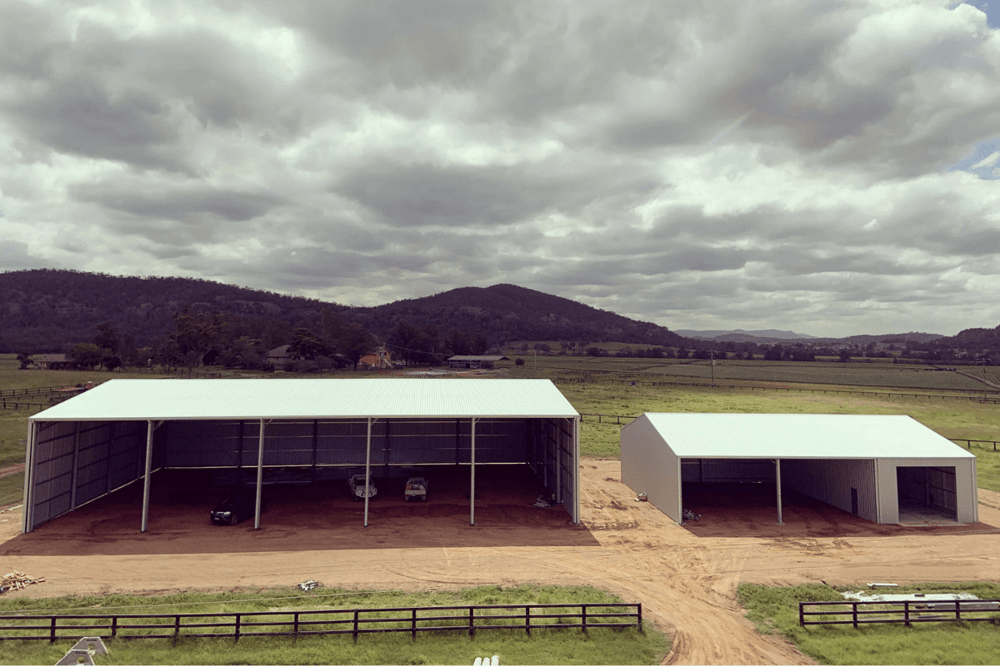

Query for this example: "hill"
[0,269,339,352]
[0,270,688,353]
[676,329,817,343]
[353,284,689,349]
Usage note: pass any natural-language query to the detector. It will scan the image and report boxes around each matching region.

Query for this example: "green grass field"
[509,354,1000,393]
[0,585,668,665]
[738,582,1000,665]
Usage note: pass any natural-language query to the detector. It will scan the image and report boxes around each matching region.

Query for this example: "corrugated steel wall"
[158,418,531,468]
[782,459,878,522]
[680,459,777,483]
[621,415,681,523]
[29,420,147,529]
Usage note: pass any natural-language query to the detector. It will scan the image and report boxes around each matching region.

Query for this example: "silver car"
[348,474,377,501]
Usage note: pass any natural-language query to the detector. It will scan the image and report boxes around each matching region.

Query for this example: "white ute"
[348,474,377,501]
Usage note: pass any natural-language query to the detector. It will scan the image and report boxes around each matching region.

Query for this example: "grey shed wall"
[620,416,681,522]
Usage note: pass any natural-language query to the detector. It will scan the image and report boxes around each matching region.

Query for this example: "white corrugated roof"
[31,378,579,421]
[636,413,973,459]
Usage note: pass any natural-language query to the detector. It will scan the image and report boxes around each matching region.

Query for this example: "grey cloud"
[335,159,644,228]
[0,240,54,272]
[71,182,287,224]
[6,76,191,173]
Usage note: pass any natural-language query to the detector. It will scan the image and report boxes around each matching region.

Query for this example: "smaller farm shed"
[621,414,978,525]
[23,378,580,533]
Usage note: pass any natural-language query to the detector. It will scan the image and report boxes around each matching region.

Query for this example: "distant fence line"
[0,603,642,644]
[556,376,1000,403]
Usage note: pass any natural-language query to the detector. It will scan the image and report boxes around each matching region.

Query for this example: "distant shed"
[448,355,510,369]
[24,378,580,533]
[621,413,978,525]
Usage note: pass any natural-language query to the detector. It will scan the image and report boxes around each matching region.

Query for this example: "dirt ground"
[2,461,1000,665]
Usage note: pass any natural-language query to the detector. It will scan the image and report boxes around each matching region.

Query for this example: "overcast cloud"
[2,0,999,337]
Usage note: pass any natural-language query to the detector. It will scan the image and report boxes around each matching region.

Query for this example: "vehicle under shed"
[23,378,580,533]
[620,413,978,526]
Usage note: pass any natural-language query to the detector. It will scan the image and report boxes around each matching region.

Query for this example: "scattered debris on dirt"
[532,494,556,508]
[298,579,323,592]
[1,570,44,594]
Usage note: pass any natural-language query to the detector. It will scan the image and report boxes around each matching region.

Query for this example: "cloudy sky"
[2,0,999,337]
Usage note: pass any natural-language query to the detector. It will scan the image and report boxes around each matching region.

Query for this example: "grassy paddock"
[0,585,668,665]
[738,582,1000,665]
[509,355,999,393]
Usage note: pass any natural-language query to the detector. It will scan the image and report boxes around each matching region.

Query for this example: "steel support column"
[255,420,266,530]
[470,417,478,526]
[364,417,373,527]
[22,420,37,534]
[776,458,784,525]
[140,420,154,533]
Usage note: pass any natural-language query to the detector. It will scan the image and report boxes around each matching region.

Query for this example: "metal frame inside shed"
[23,378,580,533]
[621,413,978,525]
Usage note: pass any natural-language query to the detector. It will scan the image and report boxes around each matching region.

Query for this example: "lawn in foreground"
[738,582,1000,665]
[0,584,669,665]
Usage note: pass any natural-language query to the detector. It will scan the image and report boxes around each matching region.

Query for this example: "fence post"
[353,610,359,643]
[955,600,961,622]
[799,603,804,627]
[411,609,417,640]
[234,614,241,642]
[50,616,57,644]
[174,614,181,644]
[852,603,858,629]
[294,611,299,639]
[637,604,642,631]
[904,602,910,627]
[469,607,475,637]
[582,605,587,634]
[111,616,118,639]
[525,606,531,635]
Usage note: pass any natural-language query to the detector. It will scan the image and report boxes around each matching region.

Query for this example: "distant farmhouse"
[32,354,72,370]
[359,346,393,370]
[265,345,293,370]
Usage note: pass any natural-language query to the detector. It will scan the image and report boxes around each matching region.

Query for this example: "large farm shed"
[23,378,580,533]
[621,413,978,525]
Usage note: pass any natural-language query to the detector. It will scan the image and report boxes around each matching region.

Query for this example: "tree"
[338,322,378,370]
[16,352,31,369]
[389,320,419,364]
[838,348,852,362]
[288,327,333,360]
[69,343,104,370]
[763,344,785,361]
[445,328,472,356]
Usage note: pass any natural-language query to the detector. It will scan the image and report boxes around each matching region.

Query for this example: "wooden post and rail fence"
[799,599,1000,628]
[0,602,642,644]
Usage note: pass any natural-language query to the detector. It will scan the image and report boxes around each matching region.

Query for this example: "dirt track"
[2,461,1000,665]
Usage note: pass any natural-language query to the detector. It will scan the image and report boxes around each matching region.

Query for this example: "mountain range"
[0,269,964,356]
[0,269,688,352]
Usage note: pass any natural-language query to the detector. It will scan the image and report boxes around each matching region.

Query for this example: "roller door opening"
[897,466,958,523]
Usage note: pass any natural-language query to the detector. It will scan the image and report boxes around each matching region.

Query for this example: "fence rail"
[800,599,1000,628]
[0,602,641,643]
